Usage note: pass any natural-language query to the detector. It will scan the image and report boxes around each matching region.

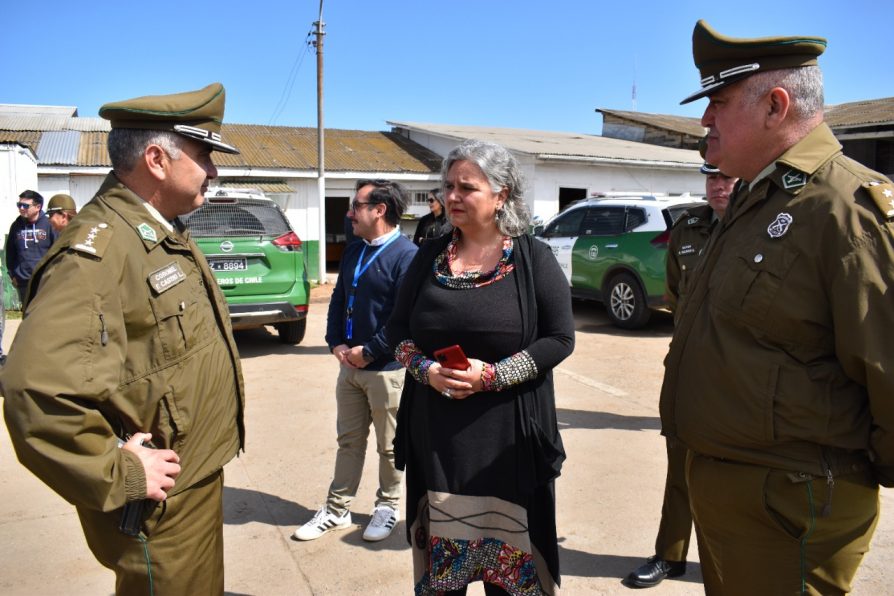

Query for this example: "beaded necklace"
[433,232,514,289]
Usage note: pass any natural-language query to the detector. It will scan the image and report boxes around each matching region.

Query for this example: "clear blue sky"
[3,0,891,134]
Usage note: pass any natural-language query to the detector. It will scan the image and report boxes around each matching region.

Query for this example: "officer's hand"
[123,433,181,501]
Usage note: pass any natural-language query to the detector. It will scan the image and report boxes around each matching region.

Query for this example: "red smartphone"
[433,344,471,370]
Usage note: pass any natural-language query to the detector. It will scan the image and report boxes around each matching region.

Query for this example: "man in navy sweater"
[6,190,55,306]
[294,179,417,543]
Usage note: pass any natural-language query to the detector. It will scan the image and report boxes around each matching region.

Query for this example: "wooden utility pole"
[313,1,326,283]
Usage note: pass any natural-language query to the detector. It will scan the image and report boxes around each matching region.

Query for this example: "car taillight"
[651,230,670,249]
[273,231,302,251]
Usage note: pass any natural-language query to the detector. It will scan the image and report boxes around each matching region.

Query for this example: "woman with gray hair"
[387,139,574,595]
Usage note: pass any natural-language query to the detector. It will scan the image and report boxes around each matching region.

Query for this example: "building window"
[413,191,430,205]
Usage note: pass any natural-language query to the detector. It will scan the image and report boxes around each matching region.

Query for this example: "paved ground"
[0,287,891,595]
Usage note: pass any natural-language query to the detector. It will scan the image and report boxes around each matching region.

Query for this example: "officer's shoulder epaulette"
[863,180,894,220]
[70,222,115,258]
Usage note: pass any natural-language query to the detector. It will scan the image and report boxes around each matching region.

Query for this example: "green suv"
[185,189,310,344]
[535,195,704,329]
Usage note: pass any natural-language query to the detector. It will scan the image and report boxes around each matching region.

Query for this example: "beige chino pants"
[326,365,404,515]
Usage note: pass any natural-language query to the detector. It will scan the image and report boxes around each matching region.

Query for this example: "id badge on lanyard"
[345,233,399,339]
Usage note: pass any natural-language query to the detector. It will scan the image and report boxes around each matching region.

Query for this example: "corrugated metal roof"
[825,97,894,128]
[597,109,706,137]
[37,130,81,165]
[0,115,109,132]
[219,181,294,193]
[598,99,894,135]
[0,131,40,151]
[0,104,78,117]
[387,121,703,166]
[0,121,442,174]
[209,124,443,173]
[79,131,110,166]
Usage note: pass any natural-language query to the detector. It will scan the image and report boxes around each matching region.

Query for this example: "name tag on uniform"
[149,262,187,294]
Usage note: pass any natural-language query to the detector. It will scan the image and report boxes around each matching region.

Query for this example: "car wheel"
[605,273,651,329]
[276,319,306,344]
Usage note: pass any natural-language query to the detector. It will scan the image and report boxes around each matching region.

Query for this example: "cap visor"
[204,138,240,154]
[173,126,240,154]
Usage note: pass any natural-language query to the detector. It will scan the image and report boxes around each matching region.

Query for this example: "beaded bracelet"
[394,339,435,386]
[480,362,497,392]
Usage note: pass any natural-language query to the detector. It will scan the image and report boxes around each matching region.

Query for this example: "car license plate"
[209,257,247,272]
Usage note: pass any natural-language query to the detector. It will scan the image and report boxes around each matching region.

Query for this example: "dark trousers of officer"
[655,438,692,563]
[687,453,879,595]
[77,470,225,596]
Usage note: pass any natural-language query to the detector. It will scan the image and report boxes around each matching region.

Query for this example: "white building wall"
[68,175,106,207]
[0,144,38,241]
[529,161,705,220]
[398,130,705,224]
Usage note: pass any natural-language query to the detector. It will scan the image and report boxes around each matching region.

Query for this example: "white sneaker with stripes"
[362,505,398,541]
[292,506,352,541]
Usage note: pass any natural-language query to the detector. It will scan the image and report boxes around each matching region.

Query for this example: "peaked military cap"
[700,163,721,175]
[681,20,827,104]
[99,83,239,154]
[46,194,76,213]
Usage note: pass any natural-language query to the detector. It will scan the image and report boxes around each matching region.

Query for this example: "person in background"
[661,20,894,593]
[46,193,78,233]
[413,187,452,246]
[294,179,417,544]
[2,83,245,595]
[5,189,55,305]
[386,139,574,595]
[625,162,737,589]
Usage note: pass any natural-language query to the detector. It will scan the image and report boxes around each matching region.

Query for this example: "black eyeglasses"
[16,202,34,209]
[350,200,379,211]
[427,198,436,203]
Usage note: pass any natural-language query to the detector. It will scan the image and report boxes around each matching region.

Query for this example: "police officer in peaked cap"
[1,83,245,595]
[659,20,894,594]
[626,158,738,589]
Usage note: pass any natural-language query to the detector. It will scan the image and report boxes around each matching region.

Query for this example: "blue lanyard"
[345,232,400,340]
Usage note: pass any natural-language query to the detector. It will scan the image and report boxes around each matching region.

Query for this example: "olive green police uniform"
[661,124,894,593]
[652,202,715,569]
[1,84,245,596]
[663,21,894,594]
[665,203,715,317]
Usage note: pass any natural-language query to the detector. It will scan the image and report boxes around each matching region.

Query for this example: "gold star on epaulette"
[72,223,114,258]
[864,181,894,220]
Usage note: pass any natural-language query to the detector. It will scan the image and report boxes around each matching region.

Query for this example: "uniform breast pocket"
[149,272,219,363]
[715,242,798,326]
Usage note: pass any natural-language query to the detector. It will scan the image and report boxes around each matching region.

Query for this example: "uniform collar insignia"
[768,213,793,238]
[137,222,158,243]
[781,169,807,190]
[687,217,700,225]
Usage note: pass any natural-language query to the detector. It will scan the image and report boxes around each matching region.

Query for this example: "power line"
[268,30,313,125]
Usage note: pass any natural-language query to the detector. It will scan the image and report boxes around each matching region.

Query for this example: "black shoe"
[625,555,686,588]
